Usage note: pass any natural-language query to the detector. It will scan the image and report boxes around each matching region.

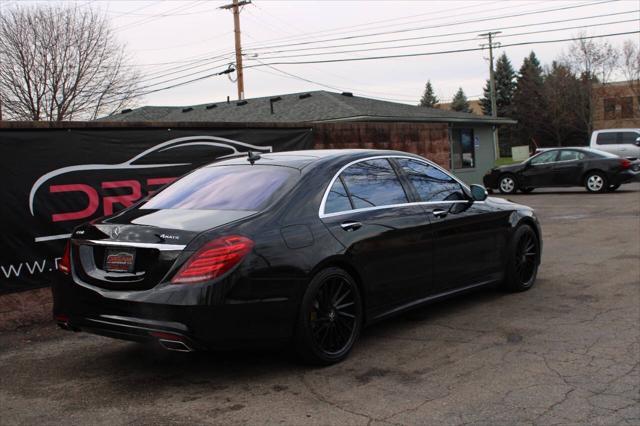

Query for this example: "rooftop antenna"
[247,151,261,165]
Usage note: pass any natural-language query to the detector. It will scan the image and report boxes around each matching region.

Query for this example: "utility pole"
[220,0,251,100]
[479,31,501,160]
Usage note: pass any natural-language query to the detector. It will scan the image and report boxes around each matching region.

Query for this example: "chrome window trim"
[74,239,186,251]
[318,155,471,219]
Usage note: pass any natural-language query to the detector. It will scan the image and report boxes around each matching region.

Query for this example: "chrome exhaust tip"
[158,339,193,352]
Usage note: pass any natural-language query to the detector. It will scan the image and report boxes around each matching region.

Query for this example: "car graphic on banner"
[29,136,273,242]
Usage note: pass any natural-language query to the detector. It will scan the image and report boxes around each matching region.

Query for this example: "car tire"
[607,184,621,192]
[520,187,534,194]
[295,267,363,365]
[584,171,608,193]
[498,174,518,194]
[501,224,540,293]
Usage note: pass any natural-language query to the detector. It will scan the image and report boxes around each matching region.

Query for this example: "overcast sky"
[3,0,639,107]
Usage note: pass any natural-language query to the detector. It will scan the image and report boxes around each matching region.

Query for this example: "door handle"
[432,209,448,219]
[340,221,362,231]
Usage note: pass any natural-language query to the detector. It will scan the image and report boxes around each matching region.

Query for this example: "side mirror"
[470,184,488,201]
[635,136,640,146]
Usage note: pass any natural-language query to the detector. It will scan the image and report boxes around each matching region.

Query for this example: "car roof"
[209,149,422,170]
[534,147,619,158]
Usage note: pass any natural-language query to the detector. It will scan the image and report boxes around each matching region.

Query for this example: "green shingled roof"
[99,91,515,125]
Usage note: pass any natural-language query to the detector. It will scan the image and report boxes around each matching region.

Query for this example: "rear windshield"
[141,165,296,211]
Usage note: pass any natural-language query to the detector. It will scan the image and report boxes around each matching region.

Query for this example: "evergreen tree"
[480,52,516,116]
[419,80,439,107]
[542,61,589,147]
[511,51,547,147]
[450,87,471,113]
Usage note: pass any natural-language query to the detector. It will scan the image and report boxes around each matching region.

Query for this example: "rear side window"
[596,132,618,145]
[558,150,586,161]
[325,179,352,214]
[339,159,408,209]
[621,132,639,144]
[396,158,465,202]
[142,165,295,211]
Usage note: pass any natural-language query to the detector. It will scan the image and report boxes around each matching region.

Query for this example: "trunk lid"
[70,208,256,291]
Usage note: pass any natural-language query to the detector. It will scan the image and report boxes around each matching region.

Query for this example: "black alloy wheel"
[502,224,540,292]
[296,267,362,365]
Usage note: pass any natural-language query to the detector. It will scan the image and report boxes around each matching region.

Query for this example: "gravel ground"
[1,183,639,426]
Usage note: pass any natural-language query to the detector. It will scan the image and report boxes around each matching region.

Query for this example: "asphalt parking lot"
[1,183,639,426]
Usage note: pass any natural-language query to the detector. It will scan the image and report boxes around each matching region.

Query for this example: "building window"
[620,97,634,119]
[451,128,475,169]
[603,98,616,120]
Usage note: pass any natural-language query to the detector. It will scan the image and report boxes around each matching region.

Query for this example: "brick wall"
[312,122,450,169]
[592,82,640,129]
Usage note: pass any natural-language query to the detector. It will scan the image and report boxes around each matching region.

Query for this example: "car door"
[393,158,509,294]
[521,150,559,188]
[620,131,640,159]
[552,150,586,186]
[319,158,434,316]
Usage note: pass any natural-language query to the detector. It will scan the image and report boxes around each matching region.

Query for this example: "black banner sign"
[0,127,313,294]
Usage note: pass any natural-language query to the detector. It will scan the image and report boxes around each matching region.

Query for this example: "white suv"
[590,128,640,160]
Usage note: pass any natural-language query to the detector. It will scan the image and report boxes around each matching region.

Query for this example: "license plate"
[104,248,136,273]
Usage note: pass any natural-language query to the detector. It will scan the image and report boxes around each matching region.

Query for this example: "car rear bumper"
[612,170,640,185]
[52,274,299,350]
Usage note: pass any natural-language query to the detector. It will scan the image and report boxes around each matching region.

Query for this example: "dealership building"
[102,90,515,185]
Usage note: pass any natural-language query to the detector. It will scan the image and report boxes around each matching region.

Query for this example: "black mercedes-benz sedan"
[54,149,542,365]
[484,147,640,194]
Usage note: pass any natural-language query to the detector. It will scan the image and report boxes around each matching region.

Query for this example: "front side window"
[339,159,408,209]
[451,128,475,169]
[530,150,558,165]
[558,150,585,161]
[142,165,295,211]
[396,158,465,202]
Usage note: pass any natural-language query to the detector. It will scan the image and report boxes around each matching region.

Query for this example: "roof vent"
[237,100,248,106]
[121,108,132,114]
[341,92,353,97]
[205,104,217,110]
[269,96,282,114]
[182,107,193,113]
[299,93,312,99]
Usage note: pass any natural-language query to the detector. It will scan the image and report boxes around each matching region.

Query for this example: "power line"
[243,30,639,67]
[245,10,638,56]
[240,0,521,50]
[120,30,637,103]
[241,0,619,51]
[129,7,636,83]
[112,1,206,32]
[249,19,638,61]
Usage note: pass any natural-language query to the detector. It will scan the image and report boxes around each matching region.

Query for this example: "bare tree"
[0,4,140,121]
[558,33,620,135]
[563,32,619,84]
[620,39,640,96]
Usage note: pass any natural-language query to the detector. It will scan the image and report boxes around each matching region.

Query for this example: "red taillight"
[620,159,632,170]
[171,235,254,284]
[59,241,71,275]
[54,314,69,322]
